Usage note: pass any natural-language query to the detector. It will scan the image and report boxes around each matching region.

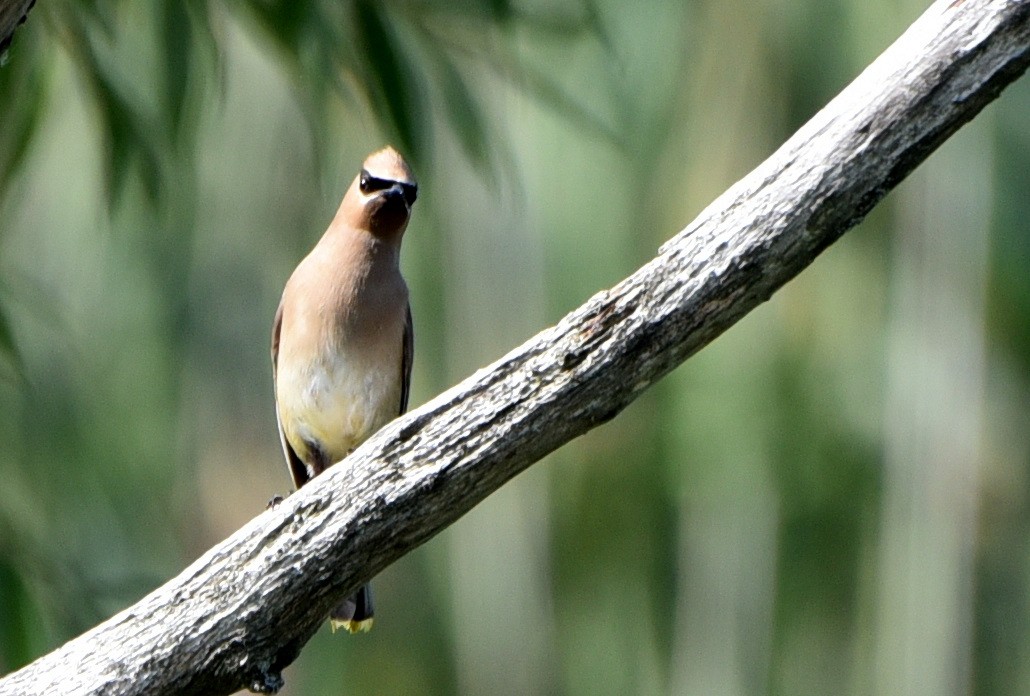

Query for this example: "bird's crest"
[362,146,416,188]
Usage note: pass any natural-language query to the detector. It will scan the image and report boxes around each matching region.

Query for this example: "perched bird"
[271,146,417,633]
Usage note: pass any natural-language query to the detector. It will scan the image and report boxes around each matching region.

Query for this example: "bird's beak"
[386,182,418,209]
[384,184,408,209]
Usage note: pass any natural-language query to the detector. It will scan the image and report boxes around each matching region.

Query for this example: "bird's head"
[344,146,418,239]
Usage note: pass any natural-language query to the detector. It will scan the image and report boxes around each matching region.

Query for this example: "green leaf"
[0,559,36,672]
[486,0,514,22]
[0,280,27,386]
[0,19,47,198]
[428,52,490,168]
[161,0,193,141]
[91,69,164,206]
[0,300,21,378]
[354,1,425,162]
[59,19,164,207]
[244,1,311,62]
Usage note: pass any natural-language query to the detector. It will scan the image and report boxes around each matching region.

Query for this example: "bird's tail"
[329,583,374,634]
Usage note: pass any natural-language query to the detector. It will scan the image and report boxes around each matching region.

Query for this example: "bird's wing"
[272,299,311,489]
[399,303,414,415]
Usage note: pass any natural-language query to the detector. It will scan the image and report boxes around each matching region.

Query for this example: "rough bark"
[0,0,35,57]
[2,1,1029,694]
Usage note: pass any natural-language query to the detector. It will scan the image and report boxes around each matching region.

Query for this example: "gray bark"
[0,0,35,56]
[2,0,1029,694]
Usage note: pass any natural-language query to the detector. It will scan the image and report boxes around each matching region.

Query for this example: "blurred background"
[0,1,1028,695]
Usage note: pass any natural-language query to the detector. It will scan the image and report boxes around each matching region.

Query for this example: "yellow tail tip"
[329,617,374,634]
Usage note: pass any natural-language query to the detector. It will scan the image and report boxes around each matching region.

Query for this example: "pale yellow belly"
[277,348,402,465]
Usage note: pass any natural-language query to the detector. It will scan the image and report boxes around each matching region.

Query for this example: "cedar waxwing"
[271,146,417,633]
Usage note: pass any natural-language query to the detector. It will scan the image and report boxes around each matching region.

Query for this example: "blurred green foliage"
[1,1,1029,695]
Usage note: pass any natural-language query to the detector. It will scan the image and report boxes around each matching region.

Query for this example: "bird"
[271,145,417,633]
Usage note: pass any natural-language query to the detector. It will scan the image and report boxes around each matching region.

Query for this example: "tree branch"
[0,0,35,58]
[3,1,1029,694]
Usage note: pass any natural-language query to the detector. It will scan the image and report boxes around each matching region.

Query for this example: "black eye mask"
[360,169,418,206]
